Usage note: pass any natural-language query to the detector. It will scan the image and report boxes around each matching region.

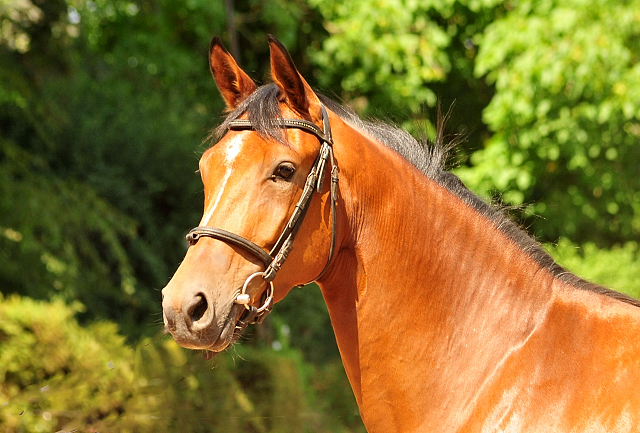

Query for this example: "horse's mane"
[213,83,640,308]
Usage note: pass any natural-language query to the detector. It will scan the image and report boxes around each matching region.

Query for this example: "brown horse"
[162,35,640,432]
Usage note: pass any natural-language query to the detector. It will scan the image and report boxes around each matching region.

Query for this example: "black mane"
[213,83,640,308]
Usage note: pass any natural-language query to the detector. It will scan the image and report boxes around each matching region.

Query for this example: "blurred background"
[1,0,639,431]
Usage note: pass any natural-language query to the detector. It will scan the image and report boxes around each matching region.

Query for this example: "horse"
[161,35,640,432]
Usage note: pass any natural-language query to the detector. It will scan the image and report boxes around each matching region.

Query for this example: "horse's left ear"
[209,36,257,110]
[268,35,322,122]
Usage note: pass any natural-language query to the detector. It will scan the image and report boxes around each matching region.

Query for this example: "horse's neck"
[319,125,556,418]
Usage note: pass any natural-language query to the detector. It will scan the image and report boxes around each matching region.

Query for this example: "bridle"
[185,104,339,330]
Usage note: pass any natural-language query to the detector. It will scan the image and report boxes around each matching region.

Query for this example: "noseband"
[185,104,339,329]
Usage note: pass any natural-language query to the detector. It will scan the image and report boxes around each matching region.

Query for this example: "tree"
[459,0,640,247]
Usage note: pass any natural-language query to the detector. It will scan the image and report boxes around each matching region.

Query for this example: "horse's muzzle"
[162,287,234,351]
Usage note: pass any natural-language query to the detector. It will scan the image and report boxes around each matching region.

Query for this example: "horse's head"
[162,36,338,356]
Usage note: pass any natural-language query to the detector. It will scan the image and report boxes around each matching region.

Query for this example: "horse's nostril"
[189,293,209,323]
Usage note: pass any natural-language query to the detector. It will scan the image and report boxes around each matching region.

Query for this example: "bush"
[0,294,156,432]
[546,238,640,299]
[0,294,364,432]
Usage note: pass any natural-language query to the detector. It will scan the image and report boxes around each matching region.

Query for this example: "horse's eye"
[274,162,296,180]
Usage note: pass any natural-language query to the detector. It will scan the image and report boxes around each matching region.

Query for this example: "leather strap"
[186,227,273,268]
[227,115,333,147]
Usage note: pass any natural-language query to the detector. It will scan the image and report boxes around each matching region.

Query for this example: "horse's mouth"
[202,282,274,359]
[163,282,273,360]
[201,303,246,359]
[163,299,245,358]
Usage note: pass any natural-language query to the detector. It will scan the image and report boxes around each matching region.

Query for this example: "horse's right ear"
[209,37,257,110]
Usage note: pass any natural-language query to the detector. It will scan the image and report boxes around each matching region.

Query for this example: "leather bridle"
[185,104,339,329]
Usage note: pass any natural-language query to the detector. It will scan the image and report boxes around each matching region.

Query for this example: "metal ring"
[236,271,274,313]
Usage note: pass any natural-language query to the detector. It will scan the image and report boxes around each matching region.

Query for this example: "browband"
[227,105,334,146]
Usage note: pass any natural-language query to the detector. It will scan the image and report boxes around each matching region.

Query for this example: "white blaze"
[199,135,245,226]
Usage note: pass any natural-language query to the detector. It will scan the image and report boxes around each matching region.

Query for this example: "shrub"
[0,294,364,432]
[546,238,640,299]
[0,294,154,432]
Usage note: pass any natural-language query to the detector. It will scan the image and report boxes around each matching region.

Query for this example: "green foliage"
[0,137,144,327]
[0,294,363,432]
[226,0,322,74]
[308,0,452,114]
[270,284,341,364]
[139,337,363,433]
[0,294,148,432]
[305,0,500,158]
[547,238,640,300]
[458,0,640,245]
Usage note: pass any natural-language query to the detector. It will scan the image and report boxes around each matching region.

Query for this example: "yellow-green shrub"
[0,294,153,432]
[0,294,363,432]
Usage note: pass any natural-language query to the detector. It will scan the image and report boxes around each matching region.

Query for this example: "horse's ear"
[209,37,257,110]
[268,35,321,121]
